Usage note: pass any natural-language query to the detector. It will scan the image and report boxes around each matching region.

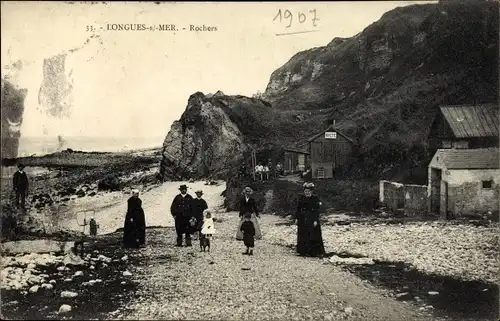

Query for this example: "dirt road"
[113,213,437,321]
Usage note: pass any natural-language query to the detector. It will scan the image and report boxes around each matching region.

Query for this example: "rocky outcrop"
[1,79,28,159]
[159,92,300,180]
[160,92,250,179]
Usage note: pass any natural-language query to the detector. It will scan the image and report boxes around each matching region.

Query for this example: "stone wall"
[379,180,428,216]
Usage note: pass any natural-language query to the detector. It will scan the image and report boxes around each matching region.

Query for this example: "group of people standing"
[122,182,326,258]
[238,160,284,182]
[170,184,213,247]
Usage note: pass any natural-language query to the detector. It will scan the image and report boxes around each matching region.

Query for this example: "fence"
[379,180,428,216]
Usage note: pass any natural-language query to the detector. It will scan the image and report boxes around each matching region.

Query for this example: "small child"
[200,210,215,252]
[240,213,256,255]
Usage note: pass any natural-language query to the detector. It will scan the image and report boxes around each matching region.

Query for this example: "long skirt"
[236,214,262,240]
[296,222,325,257]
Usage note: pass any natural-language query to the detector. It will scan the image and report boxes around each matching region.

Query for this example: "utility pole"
[251,150,256,181]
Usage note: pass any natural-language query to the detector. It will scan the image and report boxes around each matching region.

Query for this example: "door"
[298,154,305,171]
[430,168,441,214]
[443,181,449,219]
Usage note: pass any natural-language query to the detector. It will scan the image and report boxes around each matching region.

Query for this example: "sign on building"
[325,132,337,139]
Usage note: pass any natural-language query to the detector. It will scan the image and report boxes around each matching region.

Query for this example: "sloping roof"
[433,148,499,170]
[283,147,310,154]
[306,126,354,143]
[283,142,310,154]
[440,104,499,138]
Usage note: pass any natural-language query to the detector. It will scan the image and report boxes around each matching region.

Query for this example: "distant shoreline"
[1,146,163,168]
[14,136,165,159]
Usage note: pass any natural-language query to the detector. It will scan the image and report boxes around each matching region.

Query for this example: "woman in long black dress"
[123,189,146,248]
[294,182,325,257]
[236,186,262,240]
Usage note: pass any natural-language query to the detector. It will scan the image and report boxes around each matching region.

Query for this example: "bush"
[223,176,379,215]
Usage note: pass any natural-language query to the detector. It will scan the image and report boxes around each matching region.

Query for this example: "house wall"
[446,169,500,217]
[311,162,334,179]
[310,132,352,179]
[404,184,428,216]
[284,151,309,174]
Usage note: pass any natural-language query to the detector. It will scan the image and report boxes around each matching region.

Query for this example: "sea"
[17,136,165,157]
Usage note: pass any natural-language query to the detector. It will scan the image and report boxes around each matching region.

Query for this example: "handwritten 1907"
[273,9,319,29]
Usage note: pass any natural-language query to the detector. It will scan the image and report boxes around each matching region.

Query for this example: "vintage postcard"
[1,1,498,320]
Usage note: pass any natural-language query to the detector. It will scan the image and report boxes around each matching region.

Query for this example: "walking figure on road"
[240,213,256,255]
[294,182,325,257]
[236,186,262,241]
[123,189,146,248]
[89,217,99,237]
[12,163,29,210]
[170,184,194,247]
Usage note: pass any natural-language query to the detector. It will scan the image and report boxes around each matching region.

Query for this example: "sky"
[1,1,429,139]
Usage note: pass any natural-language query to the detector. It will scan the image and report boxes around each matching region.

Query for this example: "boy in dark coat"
[240,213,256,255]
[170,185,194,246]
[12,164,29,210]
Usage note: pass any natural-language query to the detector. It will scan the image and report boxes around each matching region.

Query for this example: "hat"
[132,189,140,195]
[195,190,203,195]
[303,182,315,189]
[17,163,25,169]
[243,186,253,193]
[179,184,188,190]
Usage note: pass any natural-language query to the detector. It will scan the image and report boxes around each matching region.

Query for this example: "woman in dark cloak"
[235,186,262,240]
[123,189,146,248]
[294,182,325,257]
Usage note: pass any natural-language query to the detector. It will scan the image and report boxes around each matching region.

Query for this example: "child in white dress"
[200,209,215,252]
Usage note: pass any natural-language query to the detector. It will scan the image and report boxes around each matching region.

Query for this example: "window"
[452,141,469,149]
[482,180,493,189]
[441,140,452,148]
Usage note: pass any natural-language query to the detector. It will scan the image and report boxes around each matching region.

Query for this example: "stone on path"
[58,304,72,313]
[41,283,54,290]
[29,285,39,293]
[61,291,78,298]
[344,307,353,315]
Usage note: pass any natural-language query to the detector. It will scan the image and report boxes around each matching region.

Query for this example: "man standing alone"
[170,185,194,246]
[13,164,29,210]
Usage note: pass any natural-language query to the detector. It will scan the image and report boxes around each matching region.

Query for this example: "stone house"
[428,148,499,219]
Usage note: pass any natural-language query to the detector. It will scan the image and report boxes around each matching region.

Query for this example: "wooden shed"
[428,104,499,150]
[307,126,354,179]
[283,146,309,174]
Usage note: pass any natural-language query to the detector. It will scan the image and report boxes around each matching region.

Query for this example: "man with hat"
[191,189,208,239]
[170,184,194,246]
[12,163,29,210]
